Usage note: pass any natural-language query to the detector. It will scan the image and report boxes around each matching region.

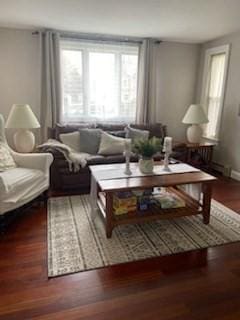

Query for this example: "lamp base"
[186,124,202,143]
[14,129,35,153]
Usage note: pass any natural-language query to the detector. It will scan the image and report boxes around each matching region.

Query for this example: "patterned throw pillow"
[0,143,16,172]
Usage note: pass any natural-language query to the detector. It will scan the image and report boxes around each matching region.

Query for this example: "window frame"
[60,39,139,124]
[200,44,230,141]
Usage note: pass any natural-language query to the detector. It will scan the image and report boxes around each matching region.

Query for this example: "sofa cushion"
[0,168,44,200]
[55,123,96,140]
[107,130,126,138]
[103,154,141,163]
[87,155,109,165]
[96,123,126,131]
[59,131,80,152]
[98,132,130,155]
[79,128,102,154]
[125,125,149,141]
[131,123,166,139]
[102,155,126,163]
[0,143,16,172]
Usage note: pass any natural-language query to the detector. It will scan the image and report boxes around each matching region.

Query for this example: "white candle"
[125,139,131,153]
[163,137,172,153]
[124,139,132,175]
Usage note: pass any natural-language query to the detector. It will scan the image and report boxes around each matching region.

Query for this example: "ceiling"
[0,0,240,43]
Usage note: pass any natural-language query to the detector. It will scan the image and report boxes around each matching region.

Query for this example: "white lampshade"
[5,104,40,129]
[182,104,208,124]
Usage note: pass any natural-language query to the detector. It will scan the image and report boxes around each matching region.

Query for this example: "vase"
[139,157,154,174]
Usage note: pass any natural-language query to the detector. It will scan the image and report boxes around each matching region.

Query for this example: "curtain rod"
[32,30,161,44]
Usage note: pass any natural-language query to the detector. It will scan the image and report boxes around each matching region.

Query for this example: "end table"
[185,142,215,171]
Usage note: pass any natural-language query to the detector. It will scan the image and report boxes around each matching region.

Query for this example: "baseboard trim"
[212,162,232,177]
[231,170,240,181]
[212,162,224,174]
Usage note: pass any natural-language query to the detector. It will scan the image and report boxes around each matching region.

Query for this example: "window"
[201,45,230,140]
[60,39,139,123]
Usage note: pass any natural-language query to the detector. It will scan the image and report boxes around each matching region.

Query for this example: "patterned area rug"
[48,195,240,277]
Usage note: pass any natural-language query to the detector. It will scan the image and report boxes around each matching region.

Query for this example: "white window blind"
[201,45,229,140]
[60,39,139,123]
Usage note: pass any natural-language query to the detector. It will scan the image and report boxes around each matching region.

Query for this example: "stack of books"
[132,189,152,211]
[112,188,185,215]
[152,191,185,209]
[113,191,137,215]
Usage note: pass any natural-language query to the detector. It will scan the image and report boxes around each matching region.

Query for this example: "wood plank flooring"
[1,177,240,319]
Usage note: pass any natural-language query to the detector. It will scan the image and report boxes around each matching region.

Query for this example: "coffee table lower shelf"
[96,188,209,238]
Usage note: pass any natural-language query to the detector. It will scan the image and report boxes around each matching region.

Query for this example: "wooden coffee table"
[89,163,217,238]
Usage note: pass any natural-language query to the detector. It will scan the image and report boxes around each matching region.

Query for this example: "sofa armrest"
[11,152,54,176]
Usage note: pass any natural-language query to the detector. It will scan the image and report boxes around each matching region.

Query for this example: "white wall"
[196,31,240,173]
[0,27,40,145]
[156,42,200,140]
[0,28,200,148]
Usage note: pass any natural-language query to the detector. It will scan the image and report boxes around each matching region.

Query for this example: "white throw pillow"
[98,132,130,155]
[59,131,80,152]
[0,143,16,172]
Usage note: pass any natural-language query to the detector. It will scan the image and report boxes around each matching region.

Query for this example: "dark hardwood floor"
[1,176,240,319]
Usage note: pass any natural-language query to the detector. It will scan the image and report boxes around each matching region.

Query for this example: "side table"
[184,142,215,171]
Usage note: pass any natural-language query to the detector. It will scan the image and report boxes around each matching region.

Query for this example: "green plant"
[132,137,162,159]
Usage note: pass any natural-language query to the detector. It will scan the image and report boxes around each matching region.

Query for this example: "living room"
[0,1,240,319]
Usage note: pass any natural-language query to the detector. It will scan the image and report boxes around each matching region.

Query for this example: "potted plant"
[132,137,162,174]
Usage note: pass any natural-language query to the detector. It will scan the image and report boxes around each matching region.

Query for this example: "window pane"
[205,53,226,138]
[60,40,139,123]
[61,50,83,121]
[208,54,225,99]
[121,54,138,121]
[89,52,117,120]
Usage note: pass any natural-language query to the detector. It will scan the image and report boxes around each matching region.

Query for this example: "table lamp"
[5,104,40,152]
[182,104,208,143]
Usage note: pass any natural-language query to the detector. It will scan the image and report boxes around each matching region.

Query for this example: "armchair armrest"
[11,152,54,175]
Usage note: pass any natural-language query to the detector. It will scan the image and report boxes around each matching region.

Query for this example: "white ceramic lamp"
[5,104,40,152]
[182,104,208,143]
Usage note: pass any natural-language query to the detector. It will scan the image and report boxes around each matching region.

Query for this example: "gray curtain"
[39,31,61,141]
[136,39,158,124]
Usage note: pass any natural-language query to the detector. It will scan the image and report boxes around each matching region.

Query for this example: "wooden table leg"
[43,190,48,208]
[90,175,99,219]
[106,192,113,238]
[202,183,212,224]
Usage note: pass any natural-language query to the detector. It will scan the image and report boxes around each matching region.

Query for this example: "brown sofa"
[47,123,186,192]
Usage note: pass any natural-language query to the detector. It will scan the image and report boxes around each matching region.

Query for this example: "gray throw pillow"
[79,128,102,154]
[125,125,149,141]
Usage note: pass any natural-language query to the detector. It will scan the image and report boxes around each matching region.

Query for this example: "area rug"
[48,195,240,277]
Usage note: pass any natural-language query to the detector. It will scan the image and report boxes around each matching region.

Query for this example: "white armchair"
[0,114,53,218]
